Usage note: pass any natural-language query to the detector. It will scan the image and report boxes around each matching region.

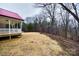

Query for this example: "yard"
[0,32,77,56]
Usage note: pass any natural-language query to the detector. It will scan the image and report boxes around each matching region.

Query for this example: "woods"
[22,3,79,41]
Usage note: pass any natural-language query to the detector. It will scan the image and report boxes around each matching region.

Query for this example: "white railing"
[0,28,21,34]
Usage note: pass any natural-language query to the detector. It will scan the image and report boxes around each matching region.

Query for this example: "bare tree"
[35,3,57,34]
[60,5,70,38]
[59,3,79,23]
[72,3,79,40]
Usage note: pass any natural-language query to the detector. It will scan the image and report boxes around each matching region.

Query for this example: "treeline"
[22,3,79,41]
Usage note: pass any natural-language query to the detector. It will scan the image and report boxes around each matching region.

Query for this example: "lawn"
[0,32,69,56]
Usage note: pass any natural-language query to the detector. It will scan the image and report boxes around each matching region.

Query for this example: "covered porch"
[0,16,22,37]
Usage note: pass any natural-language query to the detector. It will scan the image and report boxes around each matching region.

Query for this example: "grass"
[46,34,79,55]
[0,32,69,56]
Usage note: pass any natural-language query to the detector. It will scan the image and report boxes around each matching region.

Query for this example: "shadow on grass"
[0,35,21,41]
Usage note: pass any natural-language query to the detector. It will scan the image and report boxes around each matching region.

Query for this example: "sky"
[0,3,41,19]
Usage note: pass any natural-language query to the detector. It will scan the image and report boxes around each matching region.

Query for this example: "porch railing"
[0,28,21,34]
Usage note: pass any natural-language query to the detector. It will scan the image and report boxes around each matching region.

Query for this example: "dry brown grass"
[46,34,79,55]
[0,32,68,56]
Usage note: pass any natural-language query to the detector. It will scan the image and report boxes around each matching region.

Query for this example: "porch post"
[9,20,11,39]
[20,21,22,33]
[9,20,11,34]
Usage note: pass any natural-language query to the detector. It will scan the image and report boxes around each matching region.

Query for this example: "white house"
[0,8,23,37]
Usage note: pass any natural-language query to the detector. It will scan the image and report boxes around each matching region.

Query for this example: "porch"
[0,16,23,37]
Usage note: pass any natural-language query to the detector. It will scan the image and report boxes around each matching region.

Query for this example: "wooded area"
[22,3,79,41]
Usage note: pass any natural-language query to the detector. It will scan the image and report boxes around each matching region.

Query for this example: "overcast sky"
[0,3,41,19]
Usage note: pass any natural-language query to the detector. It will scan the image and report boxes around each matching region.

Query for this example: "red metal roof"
[0,8,23,20]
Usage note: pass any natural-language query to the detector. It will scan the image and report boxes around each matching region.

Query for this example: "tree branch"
[59,3,79,23]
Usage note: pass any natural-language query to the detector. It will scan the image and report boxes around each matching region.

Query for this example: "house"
[0,8,23,37]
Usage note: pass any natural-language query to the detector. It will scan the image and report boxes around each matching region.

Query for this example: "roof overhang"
[0,8,23,21]
[0,14,24,21]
